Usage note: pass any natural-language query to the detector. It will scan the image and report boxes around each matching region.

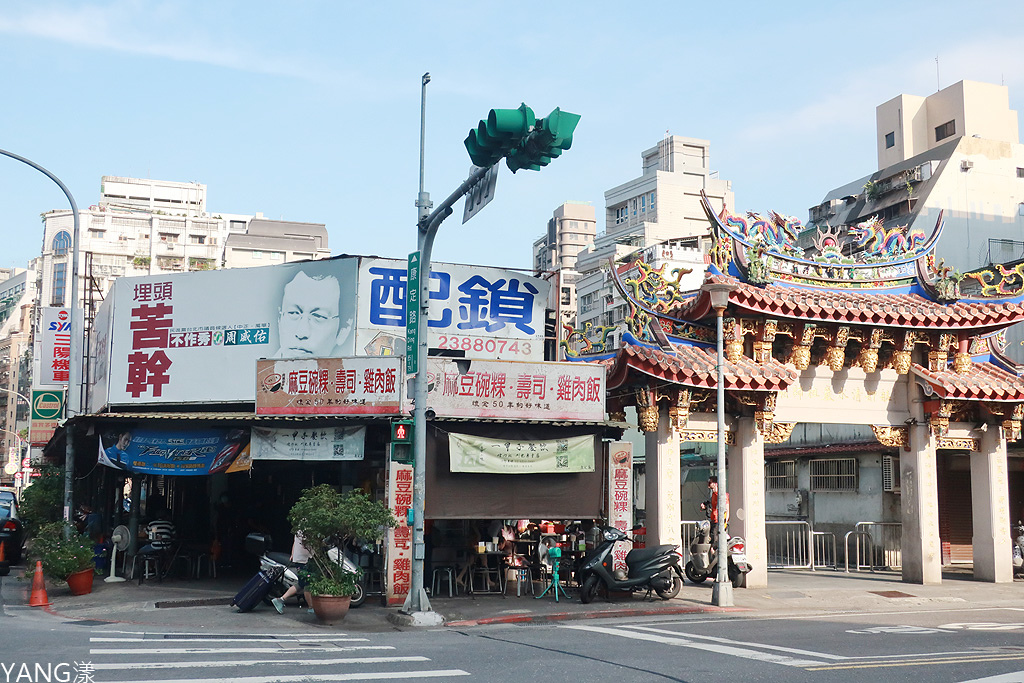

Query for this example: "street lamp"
[0,149,82,538]
[702,280,735,607]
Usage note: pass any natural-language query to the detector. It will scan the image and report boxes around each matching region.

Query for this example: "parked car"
[0,496,25,565]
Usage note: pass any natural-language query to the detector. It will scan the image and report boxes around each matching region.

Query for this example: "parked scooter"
[685,518,752,587]
[246,533,366,608]
[1013,520,1024,577]
[578,526,684,604]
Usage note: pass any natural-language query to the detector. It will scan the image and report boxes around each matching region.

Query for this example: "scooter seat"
[625,544,676,565]
[265,551,296,567]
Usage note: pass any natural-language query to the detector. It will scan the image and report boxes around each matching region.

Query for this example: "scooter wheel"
[580,575,601,604]
[685,561,708,584]
[349,578,366,608]
[655,574,682,600]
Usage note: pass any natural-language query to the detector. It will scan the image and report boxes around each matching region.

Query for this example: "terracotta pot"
[66,568,95,596]
[309,594,351,624]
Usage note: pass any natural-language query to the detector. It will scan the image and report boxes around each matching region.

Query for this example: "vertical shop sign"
[125,282,175,398]
[39,307,71,385]
[607,441,633,573]
[386,460,414,606]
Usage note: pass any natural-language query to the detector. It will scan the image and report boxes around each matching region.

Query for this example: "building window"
[935,119,956,142]
[640,194,646,213]
[809,458,858,491]
[252,250,263,259]
[51,231,71,256]
[159,232,178,243]
[52,262,66,304]
[631,199,638,217]
[270,252,283,261]
[649,191,656,209]
[189,234,206,245]
[884,131,895,148]
[615,207,628,225]
[1017,167,1024,178]
[765,460,796,490]
[89,229,105,239]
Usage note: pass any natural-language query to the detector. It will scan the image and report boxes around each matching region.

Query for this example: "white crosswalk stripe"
[85,632,470,682]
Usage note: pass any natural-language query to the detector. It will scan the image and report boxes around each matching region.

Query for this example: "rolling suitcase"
[231,569,276,612]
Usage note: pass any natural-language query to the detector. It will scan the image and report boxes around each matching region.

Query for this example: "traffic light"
[391,419,414,444]
[505,107,581,173]
[464,104,535,168]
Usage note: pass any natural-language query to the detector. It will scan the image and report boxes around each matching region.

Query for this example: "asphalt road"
[5,579,1024,682]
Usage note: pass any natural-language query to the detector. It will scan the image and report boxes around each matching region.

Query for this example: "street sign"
[406,252,420,375]
[463,164,499,224]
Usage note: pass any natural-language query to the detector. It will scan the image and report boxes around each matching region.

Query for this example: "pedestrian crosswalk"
[86,632,469,682]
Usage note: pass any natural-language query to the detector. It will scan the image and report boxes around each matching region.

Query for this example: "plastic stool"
[504,565,534,596]
[431,566,457,597]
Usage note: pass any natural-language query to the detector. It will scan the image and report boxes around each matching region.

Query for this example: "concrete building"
[572,136,733,351]
[806,80,1024,275]
[38,176,332,322]
[532,202,597,352]
[0,269,35,479]
[806,79,1024,366]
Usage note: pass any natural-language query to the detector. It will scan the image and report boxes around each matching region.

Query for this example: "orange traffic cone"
[29,560,50,607]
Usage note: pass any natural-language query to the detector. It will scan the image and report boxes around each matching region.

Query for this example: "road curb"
[445,603,746,627]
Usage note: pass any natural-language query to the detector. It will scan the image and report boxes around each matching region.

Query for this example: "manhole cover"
[869,590,916,598]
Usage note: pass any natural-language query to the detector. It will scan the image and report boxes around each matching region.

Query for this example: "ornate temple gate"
[584,192,1024,587]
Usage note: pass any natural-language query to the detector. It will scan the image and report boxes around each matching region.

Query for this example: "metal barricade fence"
[845,522,902,572]
[680,521,700,564]
[766,520,837,570]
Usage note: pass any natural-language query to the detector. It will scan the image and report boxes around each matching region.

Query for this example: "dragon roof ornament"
[700,191,944,290]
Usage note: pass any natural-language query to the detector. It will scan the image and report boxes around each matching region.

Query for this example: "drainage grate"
[869,590,916,598]
[63,620,114,626]
[155,597,235,609]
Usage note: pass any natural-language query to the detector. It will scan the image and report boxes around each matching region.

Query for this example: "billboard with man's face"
[93,258,359,408]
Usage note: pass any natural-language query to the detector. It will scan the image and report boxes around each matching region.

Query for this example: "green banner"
[449,433,594,474]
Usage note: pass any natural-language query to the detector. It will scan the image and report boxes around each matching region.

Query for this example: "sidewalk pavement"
[3,564,1022,631]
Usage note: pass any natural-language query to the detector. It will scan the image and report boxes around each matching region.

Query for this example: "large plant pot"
[66,568,95,596]
[309,594,350,624]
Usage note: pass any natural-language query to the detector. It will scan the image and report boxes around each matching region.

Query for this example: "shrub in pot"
[28,521,96,594]
[286,485,395,620]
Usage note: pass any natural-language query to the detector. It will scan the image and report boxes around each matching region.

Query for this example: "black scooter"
[578,526,684,603]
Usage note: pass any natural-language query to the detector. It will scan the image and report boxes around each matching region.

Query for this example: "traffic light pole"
[404,164,491,619]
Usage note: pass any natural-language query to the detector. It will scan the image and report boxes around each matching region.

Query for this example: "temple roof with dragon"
[564,191,1024,443]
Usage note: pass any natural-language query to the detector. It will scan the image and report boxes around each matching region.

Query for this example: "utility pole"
[400,103,580,623]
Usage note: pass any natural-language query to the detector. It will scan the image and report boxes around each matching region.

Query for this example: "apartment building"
[572,136,733,351]
[532,202,597,349]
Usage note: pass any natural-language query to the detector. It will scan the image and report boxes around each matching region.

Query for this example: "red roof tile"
[607,344,799,391]
[673,275,1024,332]
[911,362,1024,401]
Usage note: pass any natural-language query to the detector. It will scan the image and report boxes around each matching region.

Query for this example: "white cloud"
[0,2,338,84]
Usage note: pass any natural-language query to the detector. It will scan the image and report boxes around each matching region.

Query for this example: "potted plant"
[29,521,96,595]
[287,485,395,623]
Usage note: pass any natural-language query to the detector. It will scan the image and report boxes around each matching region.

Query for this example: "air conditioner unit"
[960,160,974,171]
[882,455,901,493]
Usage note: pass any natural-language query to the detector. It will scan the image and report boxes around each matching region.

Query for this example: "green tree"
[19,463,64,535]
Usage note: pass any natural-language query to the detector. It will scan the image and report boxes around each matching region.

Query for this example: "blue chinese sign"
[357,258,548,362]
[97,426,251,476]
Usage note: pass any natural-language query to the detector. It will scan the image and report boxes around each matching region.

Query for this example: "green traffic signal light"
[465,103,535,168]
[505,107,580,173]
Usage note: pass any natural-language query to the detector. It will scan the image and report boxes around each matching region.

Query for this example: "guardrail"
[845,522,902,572]
[766,521,836,570]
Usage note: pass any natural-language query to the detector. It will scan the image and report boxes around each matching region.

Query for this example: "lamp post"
[0,149,82,538]
[702,281,735,607]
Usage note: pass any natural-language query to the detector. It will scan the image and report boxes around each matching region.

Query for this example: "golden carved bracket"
[871,425,908,447]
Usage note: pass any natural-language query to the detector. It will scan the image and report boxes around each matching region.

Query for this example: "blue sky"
[1,1,1022,272]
